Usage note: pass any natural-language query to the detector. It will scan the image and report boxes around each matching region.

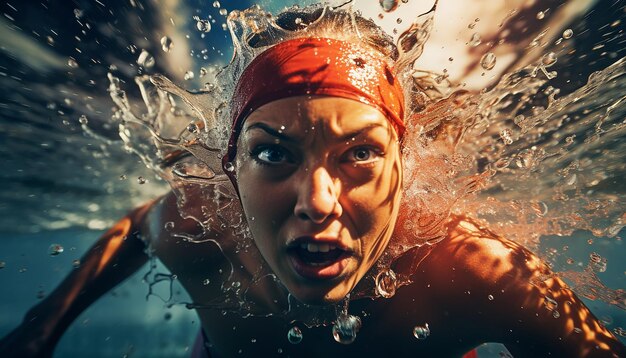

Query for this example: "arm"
[0,202,154,357]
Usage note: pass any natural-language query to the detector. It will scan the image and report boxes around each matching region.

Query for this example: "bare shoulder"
[428,216,549,286]
[417,216,625,357]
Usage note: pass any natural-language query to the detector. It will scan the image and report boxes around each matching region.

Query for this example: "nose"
[294,166,343,224]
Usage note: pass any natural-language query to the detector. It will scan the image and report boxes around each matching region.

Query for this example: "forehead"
[243,95,394,138]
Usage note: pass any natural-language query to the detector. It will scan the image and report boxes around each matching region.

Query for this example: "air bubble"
[544,296,558,311]
[224,162,235,172]
[49,244,64,256]
[480,52,497,70]
[468,32,482,47]
[212,1,220,7]
[67,58,78,68]
[542,52,557,66]
[78,115,88,124]
[413,324,430,340]
[562,29,573,39]
[0,261,6,269]
[160,36,173,52]
[187,123,199,133]
[287,326,303,344]
[184,71,195,80]
[499,129,513,145]
[203,278,210,285]
[137,50,155,68]
[589,252,607,272]
[379,0,399,12]
[219,9,227,16]
[375,268,397,298]
[196,20,211,32]
[199,68,207,77]
[536,11,545,20]
[137,176,147,184]
[164,221,175,231]
[332,314,362,344]
[72,259,81,268]
[488,294,494,301]
[552,310,560,318]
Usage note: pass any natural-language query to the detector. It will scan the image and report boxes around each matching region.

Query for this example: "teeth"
[297,242,341,253]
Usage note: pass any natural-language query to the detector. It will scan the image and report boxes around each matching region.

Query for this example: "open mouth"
[287,242,351,280]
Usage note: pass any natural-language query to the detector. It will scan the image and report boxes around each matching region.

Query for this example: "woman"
[2,4,624,357]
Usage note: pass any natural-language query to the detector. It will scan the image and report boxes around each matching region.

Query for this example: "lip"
[286,236,354,280]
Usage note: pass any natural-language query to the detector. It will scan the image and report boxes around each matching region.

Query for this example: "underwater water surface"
[0,0,624,357]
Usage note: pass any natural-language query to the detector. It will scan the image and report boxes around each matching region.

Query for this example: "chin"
[286,281,353,306]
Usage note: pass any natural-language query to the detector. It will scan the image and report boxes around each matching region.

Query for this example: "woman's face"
[235,96,403,305]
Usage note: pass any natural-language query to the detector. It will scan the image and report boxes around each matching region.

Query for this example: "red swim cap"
[223,37,405,174]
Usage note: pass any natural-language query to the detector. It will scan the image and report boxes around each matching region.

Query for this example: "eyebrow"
[337,123,390,142]
[244,122,390,143]
[245,122,297,143]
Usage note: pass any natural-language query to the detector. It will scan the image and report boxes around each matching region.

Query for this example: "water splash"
[102,1,626,319]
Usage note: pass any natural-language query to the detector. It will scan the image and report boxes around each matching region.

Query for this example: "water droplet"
[184,71,195,80]
[187,123,198,133]
[136,50,155,68]
[589,252,607,272]
[196,20,211,32]
[137,176,147,184]
[160,36,173,52]
[219,9,227,16]
[544,296,558,311]
[379,0,399,12]
[375,268,397,298]
[499,129,513,145]
[413,323,430,339]
[613,327,626,337]
[49,244,64,256]
[78,115,88,124]
[202,278,210,285]
[536,11,545,20]
[164,221,175,231]
[72,259,81,268]
[562,29,573,39]
[542,52,557,66]
[468,32,482,47]
[332,314,362,344]
[480,52,497,70]
[224,162,235,172]
[212,1,220,7]
[287,326,303,344]
[67,58,78,68]
[488,294,494,301]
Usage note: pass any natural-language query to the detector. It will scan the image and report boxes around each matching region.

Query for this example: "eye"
[251,146,289,165]
[343,146,382,164]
